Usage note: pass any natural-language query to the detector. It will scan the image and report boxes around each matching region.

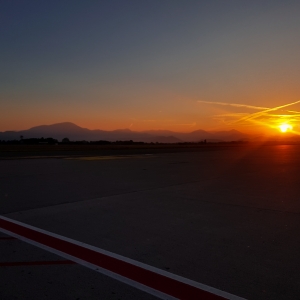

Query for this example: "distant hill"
[0,122,249,143]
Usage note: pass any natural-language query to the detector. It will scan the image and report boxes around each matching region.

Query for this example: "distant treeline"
[0,138,146,145]
[0,137,59,145]
[0,137,247,145]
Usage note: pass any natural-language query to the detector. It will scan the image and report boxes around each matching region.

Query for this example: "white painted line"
[0,216,246,300]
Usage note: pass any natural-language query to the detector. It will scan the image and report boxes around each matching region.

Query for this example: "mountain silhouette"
[0,122,248,143]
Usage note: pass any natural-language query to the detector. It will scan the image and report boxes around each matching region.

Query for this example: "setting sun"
[279,124,293,133]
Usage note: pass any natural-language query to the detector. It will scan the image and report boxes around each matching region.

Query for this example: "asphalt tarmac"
[1,144,300,299]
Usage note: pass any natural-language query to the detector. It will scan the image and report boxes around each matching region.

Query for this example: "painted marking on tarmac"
[0,260,75,267]
[65,155,155,161]
[0,216,245,300]
[65,156,128,161]
[1,156,68,160]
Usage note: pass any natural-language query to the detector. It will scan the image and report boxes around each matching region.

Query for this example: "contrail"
[198,100,300,114]
[198,99,300,128]
[234,99,300,124]
[197,100,269,110]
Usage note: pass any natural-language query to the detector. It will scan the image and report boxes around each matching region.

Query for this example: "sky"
[1,1,300,134]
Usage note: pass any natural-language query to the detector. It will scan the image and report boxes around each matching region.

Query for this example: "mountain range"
[0,122,249,143]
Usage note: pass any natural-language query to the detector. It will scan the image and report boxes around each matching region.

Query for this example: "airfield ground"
[1,144,300,299]
[0,143,245,159]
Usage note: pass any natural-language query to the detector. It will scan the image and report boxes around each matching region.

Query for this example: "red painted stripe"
[0,218,225,300]
[0,260,75,267]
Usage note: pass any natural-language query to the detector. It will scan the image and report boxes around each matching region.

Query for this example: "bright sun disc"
[279,124,293,133]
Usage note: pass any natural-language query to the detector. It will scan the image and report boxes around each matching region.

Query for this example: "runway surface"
[1,144,300,299]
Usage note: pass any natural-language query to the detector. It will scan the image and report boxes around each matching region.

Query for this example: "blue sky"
[1,1,300,132]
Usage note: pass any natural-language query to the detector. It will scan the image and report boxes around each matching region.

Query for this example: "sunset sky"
[1,1,300,134]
